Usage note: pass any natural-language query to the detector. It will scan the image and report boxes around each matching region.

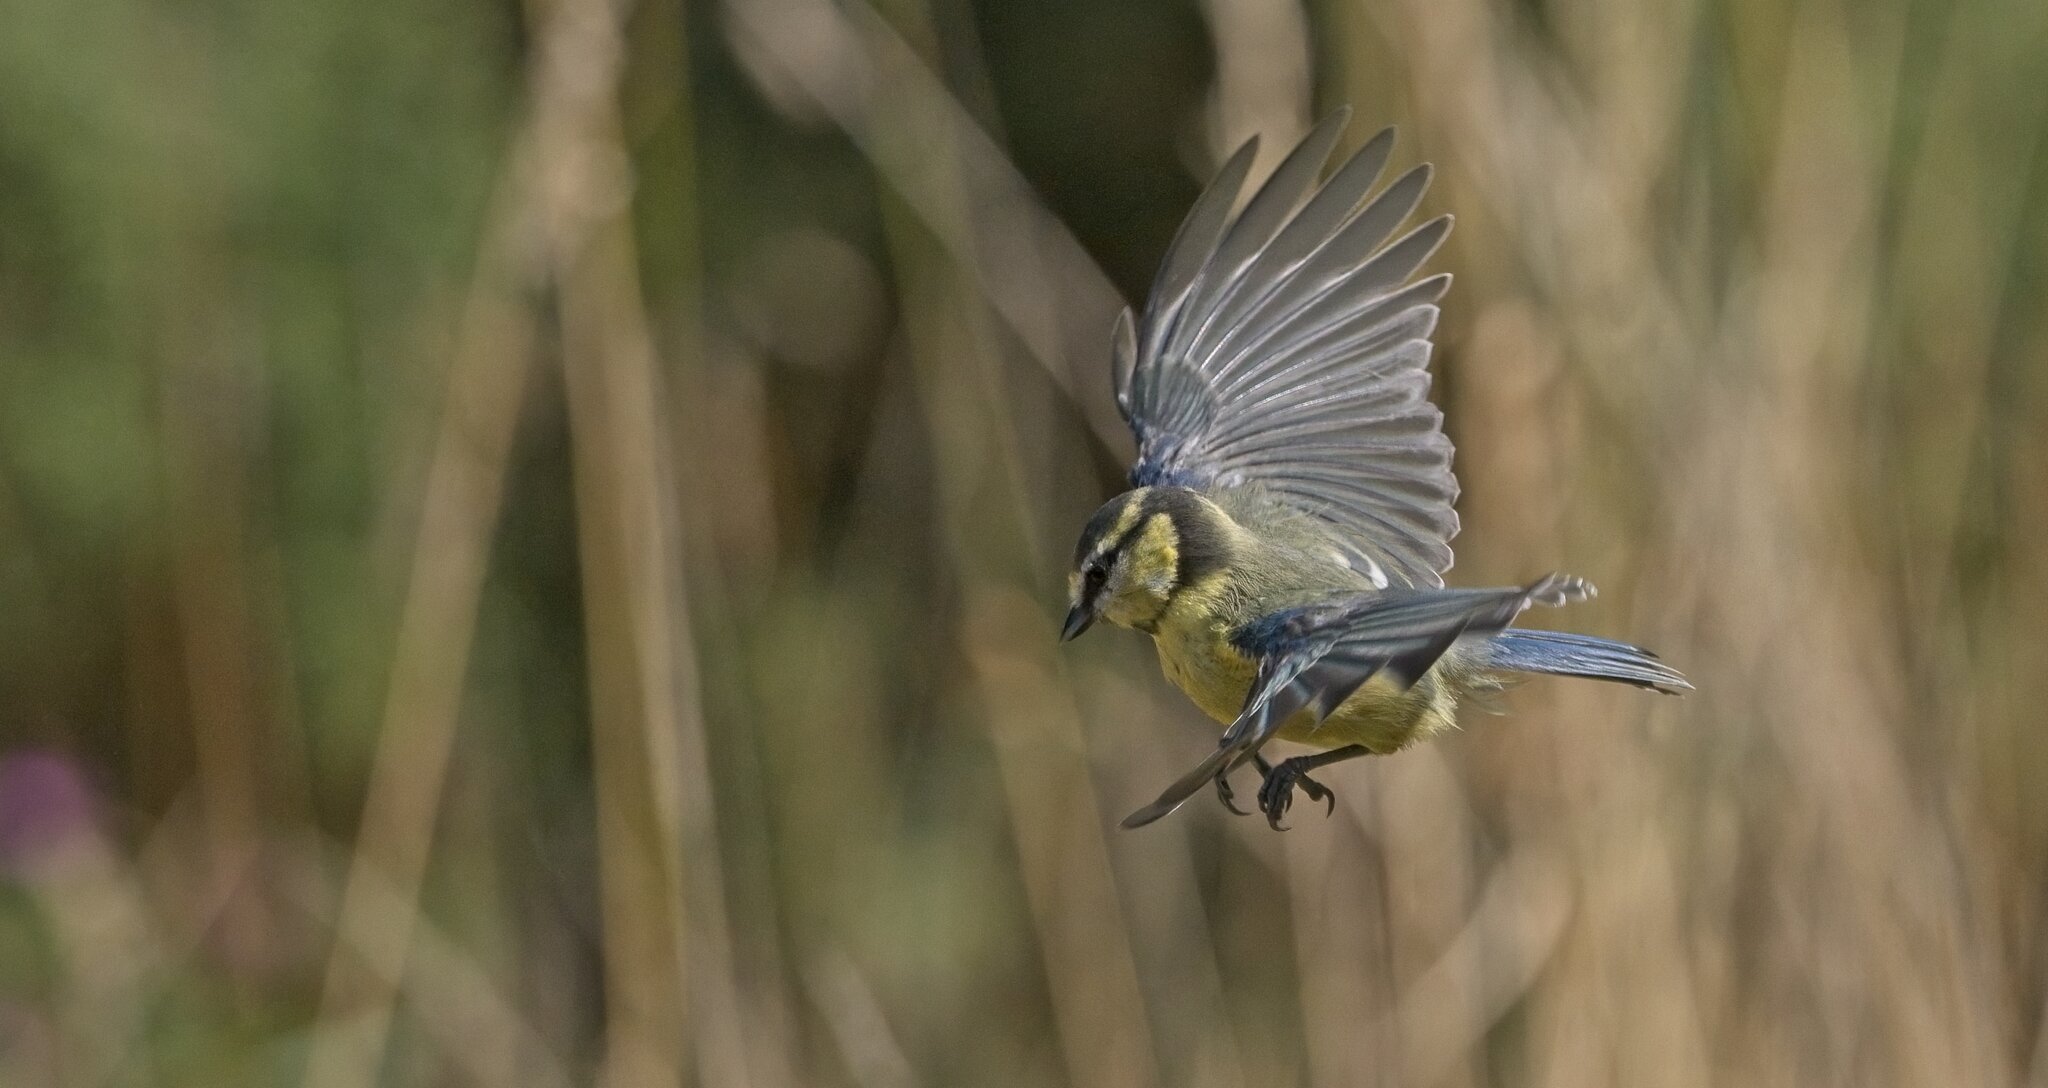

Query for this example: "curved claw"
[1213,771,1252,816]
[1259,773,1292,831]
[1296,773,1335,817]
[1256,758,1338,831]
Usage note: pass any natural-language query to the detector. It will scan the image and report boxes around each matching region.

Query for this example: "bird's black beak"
[1060,603,1095,642]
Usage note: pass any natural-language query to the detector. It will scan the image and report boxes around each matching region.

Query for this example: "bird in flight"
[1059,109,1689,830]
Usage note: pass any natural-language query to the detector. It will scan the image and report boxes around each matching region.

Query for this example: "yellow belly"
[1150,600,1457,755]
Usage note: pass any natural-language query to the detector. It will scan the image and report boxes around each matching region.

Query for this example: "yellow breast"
[1151,591,1257,726]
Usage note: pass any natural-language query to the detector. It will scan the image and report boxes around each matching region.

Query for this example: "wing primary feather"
[1180,126,1397,370]
[1262,127,1396,263]
[1163,111,1353,364]
[1211,276,1448,394]
[1304,658,1382,720]
[1119,115,1462,587]
[1341,215,1454,301]
[1198,166,1434,366]
[1214,299,1441,403]
[1112,307,1138,420]
[1221,214,1452,369]
[1140,136,1262,365]
[1208,349,1434,440]
[1379,620,1472,688]
[1212,339,1433,419]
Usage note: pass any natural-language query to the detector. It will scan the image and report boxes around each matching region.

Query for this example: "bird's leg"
[1257,746,1368,830]
[1211,753,1276,816]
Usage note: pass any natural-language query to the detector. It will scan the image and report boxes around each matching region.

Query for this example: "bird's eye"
[1083,564,1107,592]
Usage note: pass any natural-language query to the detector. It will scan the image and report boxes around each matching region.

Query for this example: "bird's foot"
[1257,757,1336,831]
[1213,770,1248,815]
[1212,754,1277,817]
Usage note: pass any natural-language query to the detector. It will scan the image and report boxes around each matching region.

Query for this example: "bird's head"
[1062,487,1233,640]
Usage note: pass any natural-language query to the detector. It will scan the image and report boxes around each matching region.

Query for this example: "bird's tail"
[1481,629,1691,695]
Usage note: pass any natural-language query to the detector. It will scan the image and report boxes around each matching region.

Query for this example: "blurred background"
[3,0,2047,1083]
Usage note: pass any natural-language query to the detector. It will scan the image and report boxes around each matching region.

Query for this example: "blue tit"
[1061,109,1689,830]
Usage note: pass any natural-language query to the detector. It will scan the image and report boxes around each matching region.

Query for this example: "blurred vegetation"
[3,0,2047,1083]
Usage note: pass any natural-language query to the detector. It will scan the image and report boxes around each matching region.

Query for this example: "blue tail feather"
[1482,629,1690,694]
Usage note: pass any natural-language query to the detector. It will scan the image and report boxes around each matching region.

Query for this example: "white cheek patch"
[1099,559,1148,626]
[1142,566,1176,596]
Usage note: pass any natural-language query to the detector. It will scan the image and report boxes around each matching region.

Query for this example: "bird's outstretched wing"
[1115,108,1458,589]
[1119,574,1591,829]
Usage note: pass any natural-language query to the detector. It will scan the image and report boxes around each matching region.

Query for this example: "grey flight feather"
[1119,574,1592,828]
[1119,112,1461,588]
[1482,629,1692,695]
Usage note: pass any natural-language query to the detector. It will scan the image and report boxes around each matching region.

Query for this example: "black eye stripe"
[1074,490,1146,567]
[1107,519,1147,558]
[1096,509,1167,573]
